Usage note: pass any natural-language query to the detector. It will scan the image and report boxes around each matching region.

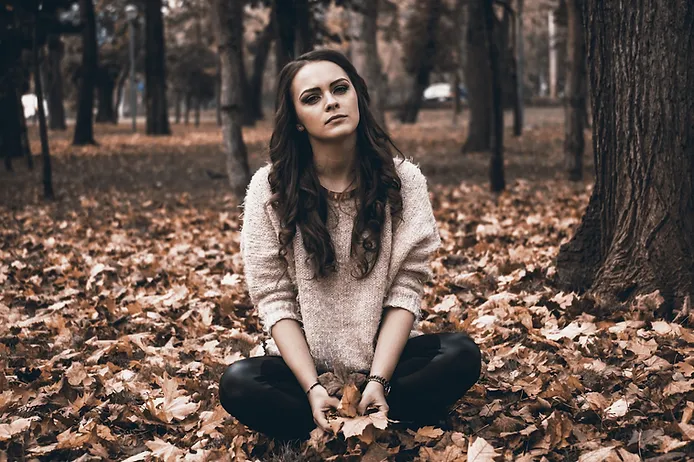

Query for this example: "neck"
[309,133,358,190]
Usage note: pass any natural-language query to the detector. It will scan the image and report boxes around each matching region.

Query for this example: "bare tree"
[208,0,251,199]
[144,0,171,135]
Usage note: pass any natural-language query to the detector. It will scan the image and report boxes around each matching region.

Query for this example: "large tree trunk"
[73,0,98,145]
[247,16,274,122]
[46,33,67,130]
[350,0,387,130]
[484,0,504,192]
[556,0,694,312]
[564,0,586,181]
[144,0,171,135]
[398,0,442,124]
[209,0,251,199]
[95,68,117,123]
[462,0,491,152]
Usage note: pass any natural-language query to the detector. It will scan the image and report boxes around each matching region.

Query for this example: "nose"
[324,92,339,111]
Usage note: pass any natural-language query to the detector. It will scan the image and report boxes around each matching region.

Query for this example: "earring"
[297,124,305,131]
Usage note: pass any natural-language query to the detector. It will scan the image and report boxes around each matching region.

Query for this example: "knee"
[219,360,255,412]
[445,333,482,382]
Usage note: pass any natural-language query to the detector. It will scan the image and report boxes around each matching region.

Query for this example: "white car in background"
[21,94,49,120]
[422,83,468,103]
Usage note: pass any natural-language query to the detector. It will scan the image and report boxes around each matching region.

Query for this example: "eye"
[334,85,349,94]
[302,95,319,105]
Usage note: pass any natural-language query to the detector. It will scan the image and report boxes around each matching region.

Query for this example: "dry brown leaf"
[467,436,499,462]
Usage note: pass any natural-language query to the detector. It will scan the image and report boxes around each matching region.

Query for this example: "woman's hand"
[357,381,389,417]
[307,385,341,433]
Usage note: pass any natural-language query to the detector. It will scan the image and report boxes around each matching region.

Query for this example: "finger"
[314,412,332,433]
[357,399,369,416]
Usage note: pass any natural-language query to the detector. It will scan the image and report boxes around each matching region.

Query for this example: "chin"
[320,122,358,140]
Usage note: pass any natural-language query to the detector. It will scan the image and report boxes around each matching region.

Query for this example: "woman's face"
[290,60,360,141]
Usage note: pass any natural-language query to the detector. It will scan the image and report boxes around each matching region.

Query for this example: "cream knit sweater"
[240,159,441,373]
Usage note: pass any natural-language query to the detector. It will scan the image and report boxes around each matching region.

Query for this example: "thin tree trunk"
[95,69,117,123]
[248,16,274,121]
[564,0,586,181]
[114,68,127,124]
[484,0,504,192]
[208,0,251,198]
[184,92,191,125]
[73,0,98,145]
[34,20,54,199]
[194,97,201,127]
[14,87,33,169]
[274,0,313,73]
[548,9,558,100]
[462,0,491,152]
[398,0,442,124]
[514,0,524,135]
[556,0,694,311]
[145,0,171,135]
[175,91,181,124]
[215,57,222,126]
[46,33,67,130]
[351,0,387,130]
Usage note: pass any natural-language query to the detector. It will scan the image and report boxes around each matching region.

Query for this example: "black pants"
[218,332,482,441]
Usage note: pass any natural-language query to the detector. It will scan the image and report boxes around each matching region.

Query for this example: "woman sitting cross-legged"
[218,49,482,442]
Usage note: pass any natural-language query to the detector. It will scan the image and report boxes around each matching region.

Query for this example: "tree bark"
[46,33,67,130]
[350,0,387,130]
[0,74,24,171]
[144,0,171,135]
[484,0,504,192]
[95,68,117,123]
[184,92,191,125]
[248,16,274,122]
[398,0,442,124]
[73,0,98,145]
[564,0,586,181]
[34,20,54,199]
[462,0,491,152]
[17,88,33,169]
[174,91,181,124]
[514,0,525,136]
[208,0,251,199]
[194,97,201,127]
[274,0,313,73]
[556,0,694,311]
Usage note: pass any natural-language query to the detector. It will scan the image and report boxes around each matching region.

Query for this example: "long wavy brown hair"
[267,49,404,280]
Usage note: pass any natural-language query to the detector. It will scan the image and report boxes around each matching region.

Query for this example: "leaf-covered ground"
[1,109,692,461]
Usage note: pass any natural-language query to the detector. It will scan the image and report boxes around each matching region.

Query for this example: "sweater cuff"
[259,302,302,335]
[383,286,423,321]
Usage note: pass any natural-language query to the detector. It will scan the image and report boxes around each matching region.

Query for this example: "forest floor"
[1,108,692,461]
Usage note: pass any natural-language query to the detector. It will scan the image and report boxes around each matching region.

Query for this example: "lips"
[325,114,347,124]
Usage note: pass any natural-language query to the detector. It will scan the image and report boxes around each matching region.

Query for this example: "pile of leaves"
[1,115,693,461]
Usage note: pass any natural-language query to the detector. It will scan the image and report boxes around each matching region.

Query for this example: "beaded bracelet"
[306,381,322,395]
[366,375,391,396]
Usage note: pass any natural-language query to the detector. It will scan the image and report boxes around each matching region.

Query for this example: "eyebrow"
[299,78,349,99]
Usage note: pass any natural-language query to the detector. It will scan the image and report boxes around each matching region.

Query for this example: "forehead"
[291,61,350,97]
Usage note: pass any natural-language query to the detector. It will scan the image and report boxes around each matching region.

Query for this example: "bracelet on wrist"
[306,381,322,395]
[366,375,391,396]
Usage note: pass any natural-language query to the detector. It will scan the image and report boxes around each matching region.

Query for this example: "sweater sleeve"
[240,167,302,335]
[383,161,442,321]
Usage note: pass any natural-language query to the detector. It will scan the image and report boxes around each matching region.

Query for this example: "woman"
[218,49,481,442]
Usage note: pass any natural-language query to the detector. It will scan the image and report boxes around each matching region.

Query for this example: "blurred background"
[1,0,587,203]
